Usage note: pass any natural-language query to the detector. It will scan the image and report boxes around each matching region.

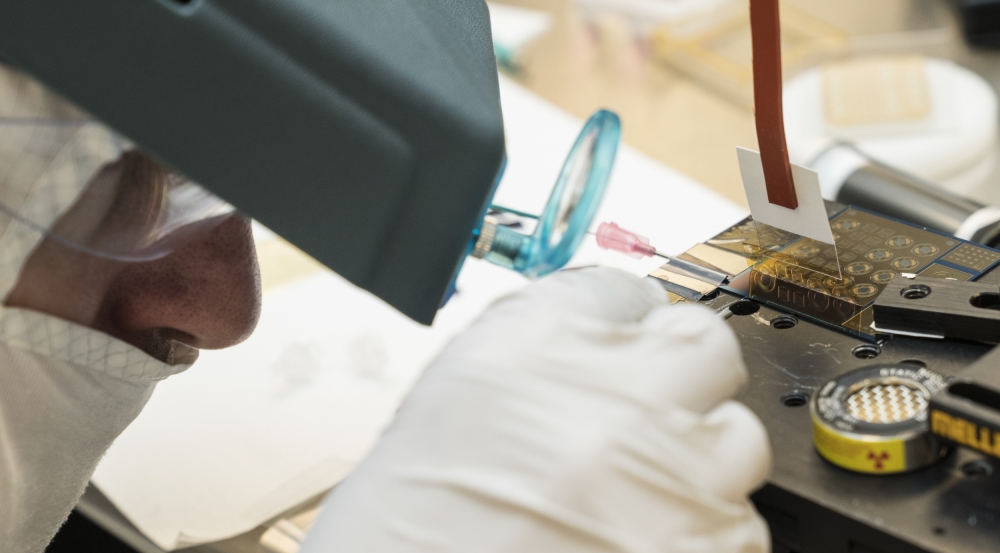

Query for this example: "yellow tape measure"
[810,365,949,475]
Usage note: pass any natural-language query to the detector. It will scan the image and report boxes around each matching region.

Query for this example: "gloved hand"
[300,267,772,553]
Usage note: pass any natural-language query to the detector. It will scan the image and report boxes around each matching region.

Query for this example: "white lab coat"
[0,309,190,552]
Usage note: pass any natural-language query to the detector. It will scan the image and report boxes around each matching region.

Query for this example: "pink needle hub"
[595,221,658,259]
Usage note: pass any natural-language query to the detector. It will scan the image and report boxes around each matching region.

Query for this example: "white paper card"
[736,147,835,245]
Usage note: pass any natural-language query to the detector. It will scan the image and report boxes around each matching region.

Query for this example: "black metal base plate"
[706,291,1000,553]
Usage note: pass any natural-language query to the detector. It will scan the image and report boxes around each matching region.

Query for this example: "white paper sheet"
[91,75,747,550]
[736,147,835,245]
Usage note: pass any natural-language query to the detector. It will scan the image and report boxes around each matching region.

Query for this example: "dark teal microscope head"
[0,0,619,324]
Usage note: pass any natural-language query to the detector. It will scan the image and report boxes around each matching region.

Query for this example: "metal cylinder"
[811,365,949,474]
[812,144,1000,248]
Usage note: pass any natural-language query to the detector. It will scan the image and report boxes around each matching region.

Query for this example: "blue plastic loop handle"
[478,109,621,277]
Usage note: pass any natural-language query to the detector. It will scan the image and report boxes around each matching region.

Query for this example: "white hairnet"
[0,64,123,298]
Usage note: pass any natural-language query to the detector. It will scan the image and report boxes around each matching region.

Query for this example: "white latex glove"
[300,267,772,553]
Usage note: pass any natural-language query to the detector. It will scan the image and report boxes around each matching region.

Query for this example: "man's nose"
[101,215,262,351]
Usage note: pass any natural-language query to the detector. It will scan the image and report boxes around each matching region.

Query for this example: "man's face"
[4,212,262,364]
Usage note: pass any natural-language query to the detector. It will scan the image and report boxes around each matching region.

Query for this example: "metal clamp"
[873,276,1000,343]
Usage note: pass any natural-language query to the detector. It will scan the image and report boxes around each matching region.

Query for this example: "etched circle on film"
[824,275,854,288]
[845,261,873,276]
[830,286,852,299]
[791,243,822,259]
[805,278,825,290]
[834,219,861,232]
[752,265,777,293]
[891,257,919,271]
[808,289,831,311]
[912,244,939,257]
[851,283,879,298]
[865,249,893,262]
[886,235,913,249]
[871,270,896,284]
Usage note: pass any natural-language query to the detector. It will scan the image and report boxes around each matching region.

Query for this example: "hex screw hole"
[771,315,797,330]
[781,391,809,407]
[970,293,1000,310]
[961,460,993,478]
[728,300,760,316]
[933,526,946,536]
[901,284,931,300]
[852,345,881,359]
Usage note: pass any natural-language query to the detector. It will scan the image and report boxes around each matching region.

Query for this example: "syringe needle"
[592,221,728,286]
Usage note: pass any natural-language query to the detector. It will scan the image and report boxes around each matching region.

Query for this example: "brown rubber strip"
[750,0,798,210]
